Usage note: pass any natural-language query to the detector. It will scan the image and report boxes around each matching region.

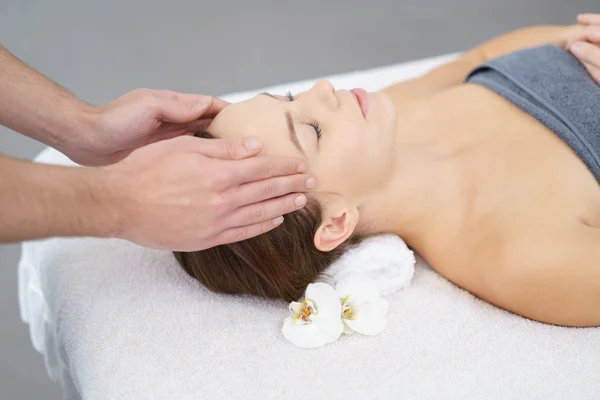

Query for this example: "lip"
[349,88,370,118]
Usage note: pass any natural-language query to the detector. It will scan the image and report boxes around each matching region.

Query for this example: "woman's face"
[208,80,398,203]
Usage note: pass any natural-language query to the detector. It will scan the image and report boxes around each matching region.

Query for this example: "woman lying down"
[175,14,600,328]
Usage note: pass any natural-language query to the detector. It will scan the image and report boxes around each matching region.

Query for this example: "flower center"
[341,295,356,320]
[290,300,316,325]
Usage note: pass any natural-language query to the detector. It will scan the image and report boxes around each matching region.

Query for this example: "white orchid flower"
[282,273,389,348]
[282,282,344,348]
[335,273,389,336]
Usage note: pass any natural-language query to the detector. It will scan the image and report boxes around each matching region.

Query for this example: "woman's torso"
[385,47,600,299]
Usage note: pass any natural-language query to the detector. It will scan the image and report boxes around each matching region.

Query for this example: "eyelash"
[308,120,322,140]
[285,90,322,141]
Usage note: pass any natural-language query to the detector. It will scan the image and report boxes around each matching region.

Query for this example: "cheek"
[324,123,395,194]
[313,126,371,192]
[332,123,384,166]
[331,122,363,153]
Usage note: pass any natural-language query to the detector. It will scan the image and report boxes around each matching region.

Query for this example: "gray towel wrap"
[466,44,600,183]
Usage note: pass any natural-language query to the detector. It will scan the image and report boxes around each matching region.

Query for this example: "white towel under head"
[322,234,415,295]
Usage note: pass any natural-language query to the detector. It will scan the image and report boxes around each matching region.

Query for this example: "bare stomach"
[399,84,600,314]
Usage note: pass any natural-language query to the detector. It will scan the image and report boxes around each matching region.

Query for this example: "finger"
[224,155,307,185]
[142,118,214,145]
[570,41,600,69]
[224,193,307,229]
[187,136,263,159]
[576,26,600,44]
[215,216,286,246]
[153,91,230,123]
[154,90,230,115]
[584,62,600,85]
[566,26,600,50]
[177,94,229,117]
[230,174,313,207]
[184,118,214,134]
[132,135,261,166]
[204,97,230,116]
[577,13,600,25]
[156,118,214,138]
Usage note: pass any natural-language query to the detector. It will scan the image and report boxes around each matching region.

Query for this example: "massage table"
[18,53,600,400]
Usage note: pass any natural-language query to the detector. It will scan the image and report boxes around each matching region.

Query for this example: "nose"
[310,79,337,108]
[314,79,335,95]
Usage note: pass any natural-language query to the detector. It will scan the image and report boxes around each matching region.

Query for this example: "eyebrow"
[260,92,277,99]
[285,111,305,156]
[259,93,306,155]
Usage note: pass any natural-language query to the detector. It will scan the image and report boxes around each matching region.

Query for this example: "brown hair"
[173,131,363,302]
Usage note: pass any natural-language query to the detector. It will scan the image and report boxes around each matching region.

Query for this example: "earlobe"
[314,208,360,252]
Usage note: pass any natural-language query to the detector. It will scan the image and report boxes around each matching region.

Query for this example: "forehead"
[208,95,300,158]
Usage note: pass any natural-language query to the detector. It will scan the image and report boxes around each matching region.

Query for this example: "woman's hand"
[566,13,600,85]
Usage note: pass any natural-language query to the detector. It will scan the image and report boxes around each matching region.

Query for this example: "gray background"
[1,0,597,398]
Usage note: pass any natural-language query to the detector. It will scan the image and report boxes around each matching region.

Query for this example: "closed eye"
[307,120,322,140]
[260,91,294,102]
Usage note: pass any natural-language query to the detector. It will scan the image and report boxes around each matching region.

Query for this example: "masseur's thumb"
[188,136,263,160]
[153,92,229,123]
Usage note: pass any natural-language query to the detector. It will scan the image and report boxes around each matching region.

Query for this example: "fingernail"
[295,194,307,207]
[272,216,284,226]
[244,137,261,151]
[571,42,581,56]
[297,163,306,173]
[305,177,315,189]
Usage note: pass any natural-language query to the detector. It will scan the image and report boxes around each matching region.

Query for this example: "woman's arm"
[384,24,579,102]
[467,25,578,64]
[483,226,600,328]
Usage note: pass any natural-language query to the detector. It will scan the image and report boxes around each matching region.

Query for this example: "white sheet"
[19,53,600,400]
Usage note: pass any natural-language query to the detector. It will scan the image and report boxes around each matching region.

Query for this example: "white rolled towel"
[321,234,416,295]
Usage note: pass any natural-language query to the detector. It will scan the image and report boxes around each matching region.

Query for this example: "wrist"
[71,166,126,239]
[56,100,101,158]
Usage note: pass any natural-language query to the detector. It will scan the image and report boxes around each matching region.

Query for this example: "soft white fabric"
[18,53,600,400]
[322,235,415,296]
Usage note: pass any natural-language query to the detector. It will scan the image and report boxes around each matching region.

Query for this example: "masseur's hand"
[71,89,229,166]
[103,135,312,251]
[567,13,600,85]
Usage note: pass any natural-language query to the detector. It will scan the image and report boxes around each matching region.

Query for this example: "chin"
[368,92,396,121]
[367,91,397,135]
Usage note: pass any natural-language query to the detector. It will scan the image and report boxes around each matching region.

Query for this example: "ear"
[313,207,360,252]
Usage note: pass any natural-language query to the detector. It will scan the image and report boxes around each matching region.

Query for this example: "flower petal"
[305,282,342,321]
[313,315,344,342]
[342,322,355,335]
[344,298,389,336]
[282,316,338,348]
[304,283,344,340]
[335,273,380,304]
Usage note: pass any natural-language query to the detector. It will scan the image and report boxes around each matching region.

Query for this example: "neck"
[357,130,453,245]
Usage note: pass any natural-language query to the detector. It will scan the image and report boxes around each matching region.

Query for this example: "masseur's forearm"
[0,155,117,243]
[0,46,94,153]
